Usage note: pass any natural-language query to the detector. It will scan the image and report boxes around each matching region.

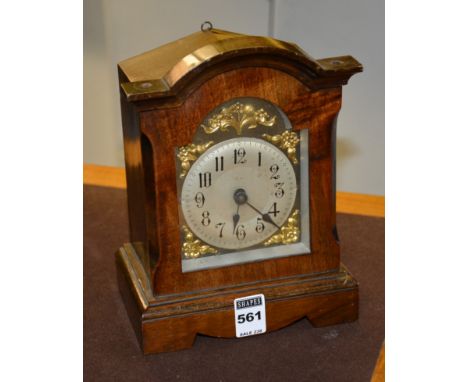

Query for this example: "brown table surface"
[84,182,384,382]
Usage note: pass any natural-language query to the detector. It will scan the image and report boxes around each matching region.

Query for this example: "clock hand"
[262,214,281,230]
[261,213,281,230]
[233,188,281,230]
[245,201,281,230]
[233,204,240,234]
[232,189,247,234]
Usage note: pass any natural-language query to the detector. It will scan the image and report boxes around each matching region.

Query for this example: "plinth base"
[116,243,359,355]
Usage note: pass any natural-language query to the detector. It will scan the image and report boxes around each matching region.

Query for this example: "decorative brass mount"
[181,225,218,258]
[262,131,300,165]
[264,209,300,246]
[201,102,276,135]
[177,141,214,178]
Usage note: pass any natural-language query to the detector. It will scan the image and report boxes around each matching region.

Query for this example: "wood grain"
[117,244,359,354]
[136,67,343,294]
[83,164,384,218]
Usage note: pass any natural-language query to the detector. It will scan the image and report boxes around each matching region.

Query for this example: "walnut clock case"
[116,28,362,354]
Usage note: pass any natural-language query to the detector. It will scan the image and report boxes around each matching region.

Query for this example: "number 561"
[237,311,261,323]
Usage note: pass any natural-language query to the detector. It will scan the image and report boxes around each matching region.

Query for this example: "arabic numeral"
[270,164,280,179]
[201,211,211,226]
[215,222,226,238]
[255,217,265,233]
[234,148,246,164]
[199,172,212,188]
[274,182,285,198]
[215,156,224,172]
[268,202,280,217]
[235,224,246,240]
[194,192,205,208]
[237,310,261,324]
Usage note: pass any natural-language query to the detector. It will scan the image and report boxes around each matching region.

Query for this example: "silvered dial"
[181,137,297,250]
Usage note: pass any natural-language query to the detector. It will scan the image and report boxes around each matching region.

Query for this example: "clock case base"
[116,243,358,355]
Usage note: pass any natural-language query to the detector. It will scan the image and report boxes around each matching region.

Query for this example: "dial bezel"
[175,97,311,272]
[180,137,298,250]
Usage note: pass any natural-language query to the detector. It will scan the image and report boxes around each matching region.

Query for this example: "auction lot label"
[234,294,266,338]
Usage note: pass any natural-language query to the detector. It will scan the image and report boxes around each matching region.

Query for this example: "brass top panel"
[119,29,241,83]
[118,28,362,101]
[118,29,310,83]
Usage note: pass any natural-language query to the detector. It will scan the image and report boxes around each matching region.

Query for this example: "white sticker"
[234,294,266,338]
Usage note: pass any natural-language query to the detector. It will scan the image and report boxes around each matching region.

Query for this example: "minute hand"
[245,201,281,230]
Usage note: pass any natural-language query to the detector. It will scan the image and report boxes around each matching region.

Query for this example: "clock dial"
[181,137,297,250]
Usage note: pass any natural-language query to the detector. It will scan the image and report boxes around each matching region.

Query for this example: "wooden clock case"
[116,29,362,354]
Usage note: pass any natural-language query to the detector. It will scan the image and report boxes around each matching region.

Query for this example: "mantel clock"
[116,26,362,354]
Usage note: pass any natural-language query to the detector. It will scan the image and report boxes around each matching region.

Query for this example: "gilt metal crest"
[201,102,276,135]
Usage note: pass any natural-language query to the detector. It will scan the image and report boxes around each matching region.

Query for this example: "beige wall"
[84,0,384,195]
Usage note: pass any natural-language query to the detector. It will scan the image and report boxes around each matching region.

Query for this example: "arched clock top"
[118,28,362,101]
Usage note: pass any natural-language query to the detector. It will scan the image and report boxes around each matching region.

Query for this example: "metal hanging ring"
[201,21,213,32]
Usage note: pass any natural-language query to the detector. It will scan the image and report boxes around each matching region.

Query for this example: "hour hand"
[232,205,240,233]
[232,189,247,233]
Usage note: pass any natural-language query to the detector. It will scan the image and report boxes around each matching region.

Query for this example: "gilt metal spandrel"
[263,209,300,246]
[181,225,218,259]
[177,141,214,178]
[262,130,300,165]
